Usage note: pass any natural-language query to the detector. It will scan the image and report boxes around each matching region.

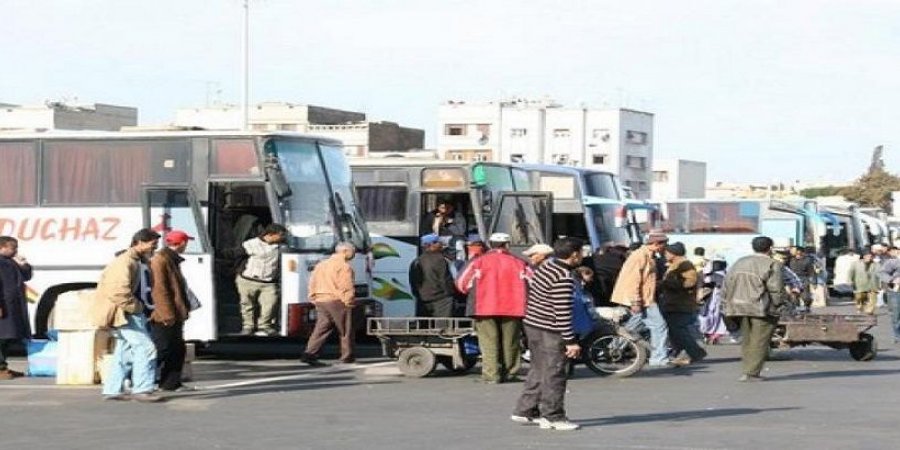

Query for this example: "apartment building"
[437,98,654,198]
[0,101,137,131]
[652,159,707,200]
[174,102,423,157]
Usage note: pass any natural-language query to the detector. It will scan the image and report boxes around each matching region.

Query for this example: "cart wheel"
[398,347,437,377]
[849,333,877,361]
[438,355,478,374]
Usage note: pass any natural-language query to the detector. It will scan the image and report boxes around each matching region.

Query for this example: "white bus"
[0,130,374,341]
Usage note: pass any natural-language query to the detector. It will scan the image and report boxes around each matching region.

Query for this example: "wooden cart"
[773,313,878,361]
[367,317,479,377]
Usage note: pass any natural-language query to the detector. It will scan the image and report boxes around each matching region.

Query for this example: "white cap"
[488,232,511,243]
[523,243,554,256]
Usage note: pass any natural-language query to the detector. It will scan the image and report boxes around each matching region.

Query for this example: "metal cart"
[773,313,878,361]
[367,317,479,377]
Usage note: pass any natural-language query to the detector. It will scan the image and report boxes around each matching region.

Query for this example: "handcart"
[367,317,479,377]
[773,313,878,361]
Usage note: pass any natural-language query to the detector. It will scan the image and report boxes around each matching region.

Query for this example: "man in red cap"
[149,230,194,391]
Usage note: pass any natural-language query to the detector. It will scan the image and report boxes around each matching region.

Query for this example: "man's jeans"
[102,314,158,396]
[886,291,900,342]
[629,304,670,365]
[513,325,568,421]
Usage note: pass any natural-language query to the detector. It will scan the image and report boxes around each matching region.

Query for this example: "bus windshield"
[268,138,340,252]
[320,144,370,251]
[587,204,631,245]
[584,173,621,200]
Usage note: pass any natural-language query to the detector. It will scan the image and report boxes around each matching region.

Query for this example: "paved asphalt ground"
[3,302,900,450]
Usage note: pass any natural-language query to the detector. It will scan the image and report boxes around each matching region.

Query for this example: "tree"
[842,146,900,213]
[799,186,846,198]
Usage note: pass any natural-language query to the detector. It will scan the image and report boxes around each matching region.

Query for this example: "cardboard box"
[53,290,99,331]
[56,329,111,385]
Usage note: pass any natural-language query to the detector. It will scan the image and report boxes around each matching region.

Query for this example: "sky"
[4,0,900,184]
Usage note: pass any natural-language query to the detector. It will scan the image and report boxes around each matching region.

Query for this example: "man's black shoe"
[300,354,328,367]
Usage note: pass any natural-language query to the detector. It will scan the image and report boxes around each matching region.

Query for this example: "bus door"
[487,192,553,255]
[419,190,479,244]
[142,184,216,341]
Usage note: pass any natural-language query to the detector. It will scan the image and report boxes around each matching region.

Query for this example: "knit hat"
[646,231,669,244]
[665,242,686,256]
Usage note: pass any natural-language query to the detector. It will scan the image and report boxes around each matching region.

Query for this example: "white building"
[0,101,137,131]
[174,102,423,157]
[651,159,707,200]
[437,99,654,198]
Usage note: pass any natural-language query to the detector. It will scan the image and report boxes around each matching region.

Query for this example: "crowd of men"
[3,218,900,429]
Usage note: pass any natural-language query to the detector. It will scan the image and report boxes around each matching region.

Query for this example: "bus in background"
[350,158,552,316]
[519,165,653,250]
[0,130,373,341]
[653,199,844,267]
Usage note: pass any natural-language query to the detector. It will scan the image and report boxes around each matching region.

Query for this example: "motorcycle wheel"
[584,329,648,377]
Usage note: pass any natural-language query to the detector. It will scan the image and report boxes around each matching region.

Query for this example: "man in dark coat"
[409,234,457,317]
[0,236,33,379]
[149,230,193,391]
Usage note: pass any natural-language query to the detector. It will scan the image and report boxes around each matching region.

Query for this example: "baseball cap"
[420,233,441,246]
[488,232,511,243]
[165,230,195,245]
[522,243,554,256]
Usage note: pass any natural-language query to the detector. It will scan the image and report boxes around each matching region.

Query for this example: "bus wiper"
[265,155,292,198]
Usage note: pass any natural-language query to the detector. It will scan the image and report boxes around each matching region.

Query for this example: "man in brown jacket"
[610,232,672,367]
[659,242,706,366]
[301,242,357,366]
[149,230,193,391]
[93,228,162,402]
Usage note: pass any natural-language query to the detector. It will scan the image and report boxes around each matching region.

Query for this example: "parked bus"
[653,199,843,266]
[350,158,552,316]
[519,165,653,249]
[0,130,373,341]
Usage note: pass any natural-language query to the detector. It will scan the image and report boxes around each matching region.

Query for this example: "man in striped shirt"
[512,238,583,431]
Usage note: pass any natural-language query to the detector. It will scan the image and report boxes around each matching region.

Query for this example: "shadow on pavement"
[578,406,800,427]
[767,368,900,382]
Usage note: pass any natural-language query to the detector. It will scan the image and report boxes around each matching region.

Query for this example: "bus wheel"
[33,283,97,338]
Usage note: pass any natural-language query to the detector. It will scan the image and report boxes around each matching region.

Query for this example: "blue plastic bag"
[27,338,58,377]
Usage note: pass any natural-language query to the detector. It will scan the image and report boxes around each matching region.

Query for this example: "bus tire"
[33,282,97,338]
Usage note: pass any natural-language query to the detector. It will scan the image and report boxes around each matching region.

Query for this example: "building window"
[510,153,525,163]
[473,154,488,162]
[653,170,669,182]
[553,128,571,138]
[445,124,466,136]
[592,154,606,165]
[476,124,490,135]
[510,128,527,138]
[449,152,465,161]
[592,128,610,141]
[638,181,649,191]
[626,130,648,145]
[626,156,647,169]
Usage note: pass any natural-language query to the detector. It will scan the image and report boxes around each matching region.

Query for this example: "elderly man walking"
[610,232,672,367]
[456,233,531,383]
[301,242,357,366]
[723,236,787,382]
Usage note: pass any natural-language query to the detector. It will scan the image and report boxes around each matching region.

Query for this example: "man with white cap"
[456,233,531,383]
[523,243,554,268]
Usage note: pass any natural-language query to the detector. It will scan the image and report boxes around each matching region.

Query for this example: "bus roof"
[516,164,618,177]
[0,129,343,146]
[349,158,516,169]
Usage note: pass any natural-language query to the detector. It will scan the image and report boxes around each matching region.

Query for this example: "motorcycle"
[578,307,648,377]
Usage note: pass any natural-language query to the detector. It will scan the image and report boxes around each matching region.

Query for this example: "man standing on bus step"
[232,224,288,336]
[456,233,531,383]
[0,236,33,380]
[149,230,193,392]
[723,236,787,382]
[610,231,672,368]
[93,229,162,402]
[422,199,467,239]
[301,242,357,366]
[409,234,457,317]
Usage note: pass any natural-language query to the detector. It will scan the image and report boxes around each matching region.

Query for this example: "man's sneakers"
[536,418,581,431]
[738,374,765,382]
[511,415,580,431]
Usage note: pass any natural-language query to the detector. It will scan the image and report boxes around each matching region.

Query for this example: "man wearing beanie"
[659,242,706,366]
[610,231,672,367]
